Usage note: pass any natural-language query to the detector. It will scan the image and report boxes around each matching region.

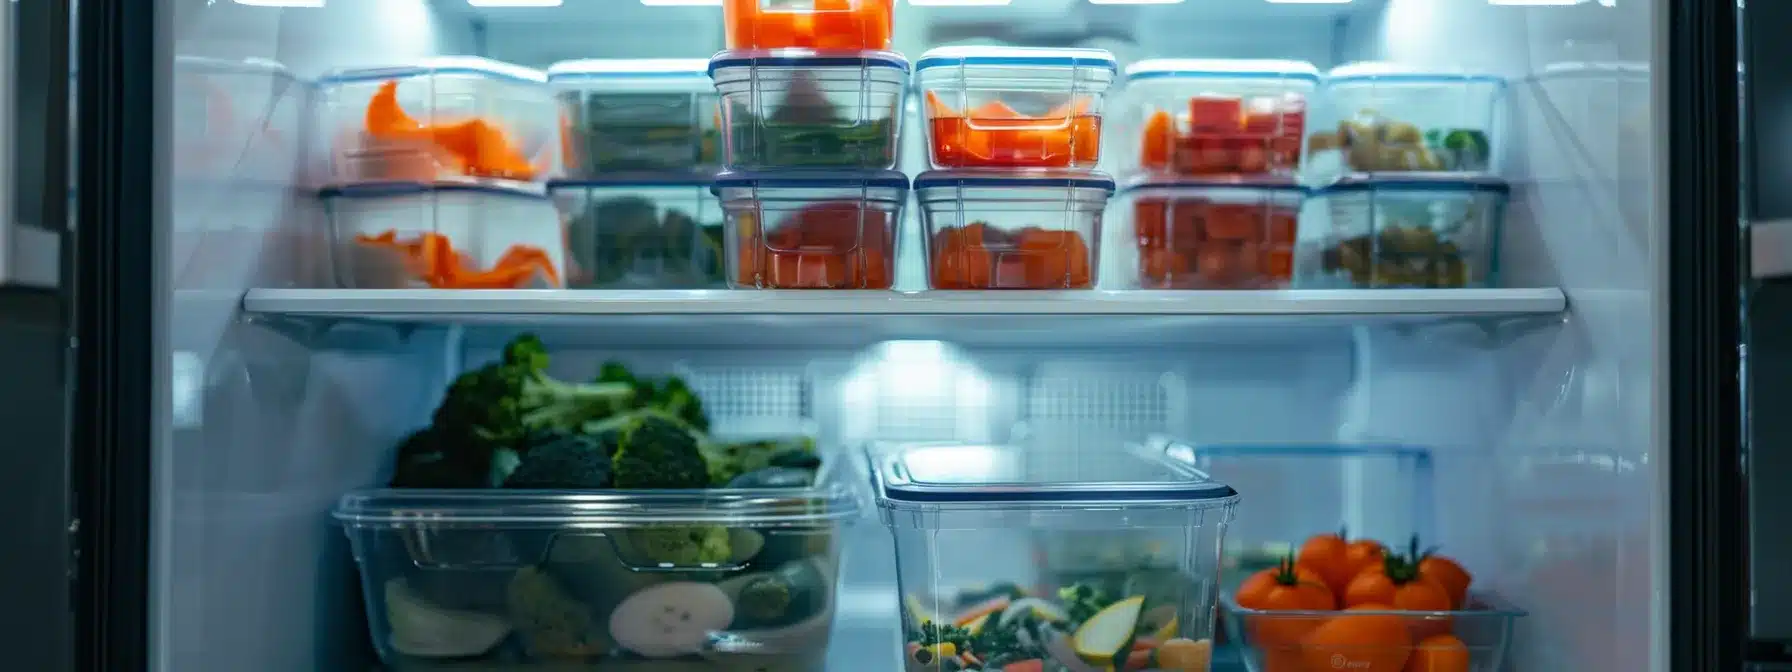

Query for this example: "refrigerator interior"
[157,0,1659,670]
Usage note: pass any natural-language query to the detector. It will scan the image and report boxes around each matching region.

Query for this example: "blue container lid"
[707,49,910,77]
[914,170,1115,194]
[1311,174,1509,196]
[1119,174,1306,195]
[870,441,1238,509]
[549,172,717,190]
[915,46,1118,73]
[711,169,909,194]
[320,181,548,200]
[320,56,547,85]
[547,58,709,81]
[1124,58,1320,84]
[1326,62,1505,87]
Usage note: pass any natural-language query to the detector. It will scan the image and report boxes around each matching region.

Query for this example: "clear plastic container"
[1119,59,1318,178]
[723,0,895,51]
[709,50,909,170]
[1221,593,1525,672]
[334,463,861,669]
[1296,175,1507,289]
[915,171,1113,290]
[548,176,726,289]
[715,170,906,289]
[870,440,1238,672]
[1122,177,1304,290]
[547,59,721,177]
[326,183,567,289]
[319,57,556,187]
[915,46,1117,169]
[1307,63,1505,178]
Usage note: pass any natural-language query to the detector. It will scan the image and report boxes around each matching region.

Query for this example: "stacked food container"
[914,46,1118,289]
[709,0,910,290]
[317,57,569,289]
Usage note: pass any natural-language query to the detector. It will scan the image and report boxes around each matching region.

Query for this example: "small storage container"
[547,59,720,177]
[1119,59,1318,178]
[870,441,1239,672]
[320,57,556,186]
[1296,175,1507,289]
[1307,62,1504,177]
[327,183,567,289]
[1123,177,1304,290]
[549,176,725,289]
[723,0,895,51]
[915,46,1116,169]
[916,171,1113,290]
[709,50,909,170]
[335,463,862,669]
[715,170,906,289]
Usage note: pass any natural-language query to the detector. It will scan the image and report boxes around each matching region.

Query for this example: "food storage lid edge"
[712,170,909,192]
[321,181,550,200]
[332,483,862,526]
[548,174,717,189]
[915,46,1118,72]
[707,49,911,76]
[320,56,548,84]
[547,58,711,79]
[870,442,1239,507]
[1124,58,1320,82]
[914,171,1116,194]
[1311,176,1510,195]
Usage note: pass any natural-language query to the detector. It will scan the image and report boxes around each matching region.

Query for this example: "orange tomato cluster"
[1234,532,1475,672]
[1140,96,1305,176]
[362,81,539,182]
[354,231,561,289]
[722,0,894,50]
[925,92,1102,169]
[930,222,1094,289]
[1134,196,1296,289]
[733,203,894,289]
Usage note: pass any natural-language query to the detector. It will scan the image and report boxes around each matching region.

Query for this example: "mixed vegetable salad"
[1318,223,1471,289]
[930,223,1094,290]
[902,580,1213,672]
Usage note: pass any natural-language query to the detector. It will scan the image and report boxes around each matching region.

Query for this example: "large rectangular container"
[334,465,862,670]
[327,182,567,290]
[547,59,721,177]
[709,50,909,170]
[870,441,1239,672]
[549,176,726,289]
[1119,59,1318,179]
[915,46,1117,170]
[723,0,895,51]
[715,170,907,289]
[1305,63,1505,179]
[1122,177,1304,290]
[915,171,1113,290]
[1295,175,1508,289]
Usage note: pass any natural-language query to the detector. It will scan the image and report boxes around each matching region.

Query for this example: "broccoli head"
[502,430,615,489]
[390,428,504,489]
[736,575,793,623]
[651,376,710,433]
[431,334,636,450]
[506,566,607,659]
[611,413,711,489]
[623,525,732,566]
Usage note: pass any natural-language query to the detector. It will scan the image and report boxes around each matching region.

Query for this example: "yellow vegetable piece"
[1072,596,1145,666]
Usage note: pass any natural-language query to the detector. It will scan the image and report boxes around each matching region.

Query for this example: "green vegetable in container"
[500,428,616,489]
[506,567,609,659]
[611,411,711,489]
[619,525,733,566]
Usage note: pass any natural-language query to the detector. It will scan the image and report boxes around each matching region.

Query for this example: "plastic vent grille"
[674,364,809,424]
[1021,364,1183,446]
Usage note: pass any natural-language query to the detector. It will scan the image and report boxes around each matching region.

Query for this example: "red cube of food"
[1187,96,1244,135]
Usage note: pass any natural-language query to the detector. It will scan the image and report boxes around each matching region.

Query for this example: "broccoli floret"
[736,575,793,623]
[390,428,497,489]
[432,334,636,449]
[1058,583,1113,626]
[502,430,614,489]
[612,413,710,489]
[651,376,710,433]
[506,567,607,659]
[623,525,732,566]
[703,436,819,486]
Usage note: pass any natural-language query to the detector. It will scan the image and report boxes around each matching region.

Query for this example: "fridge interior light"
[1087,0,1185,4]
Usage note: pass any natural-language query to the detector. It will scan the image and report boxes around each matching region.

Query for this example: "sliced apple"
[1072,596,1145,666]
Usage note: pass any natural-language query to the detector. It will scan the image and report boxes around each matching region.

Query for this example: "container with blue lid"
[320,56,557,187]
[1118,59,1319,179]
[708,49,909,170]
[915,170,1114,289]
[1119,175,1306,290]
[548,59,720,177]
[713,170,907,289]
[870,439,1238,670]
[1307,62,1506,178]
[548,174,725,289]
[1297,174,1507,289]
[326,181,566,290]
[915,46,1117,169]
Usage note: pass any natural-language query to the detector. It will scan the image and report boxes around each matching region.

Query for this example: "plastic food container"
[916,171,1113,290]
[1120,59,1318,178]
[715,170,906,289]
[1222,594,1525,672]
[723,0,895,51]
[709,50,909,170]
[1307,63,1504,177]
[334,464,861,669]
[1296,175,1507,289]
[549,176,725,289]
[320,57,556,187]
[547,59,720,177]
[326,183,567,289]
[916,46,1117,169]
[870,441,1239,672]
[1123,177,1303,290]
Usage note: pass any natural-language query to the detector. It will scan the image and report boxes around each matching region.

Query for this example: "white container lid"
[320,56,548,85]
[1124,59,1319,84]
[175,55,300,81]
[547,58,710,82]
[915,45,1117,74]
[1326,62,1505,87]
[707,48,910,78]
[870,440,1238,512]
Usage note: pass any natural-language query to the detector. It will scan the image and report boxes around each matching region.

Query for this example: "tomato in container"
[916,171,1114,290]
[1121,59,1319,178]
[1124,178,1303,290]
[916,46,1117,170]
[714,170,907,290]
[723,0,894,51]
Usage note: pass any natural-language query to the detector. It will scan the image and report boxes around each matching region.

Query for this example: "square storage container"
[548,59,721,177]
[320,57,557,187]
[1222,594,1525,672]
[917,171,1112,290]
[549,176,726,289]
[1295,175,1507,289]
[723,0,895,51]
[709,50,909,170]
[327,183,567,289]
[334,460,862,670]
[1306,63,1505,178]
[715,170,907,289]
[916,46,1117,170]
[1123,177,1304,290]
[1119,59,1318,179]
[870,441,1239,672]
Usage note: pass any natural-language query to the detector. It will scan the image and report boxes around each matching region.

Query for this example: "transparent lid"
[1326,61,1504,86]
[546,58,710,81]
[175,55,298,80]
[548,173,717,191]
[334,482,861,528]
[320,181,549,200]
[914,169,1115,194]
[707,48,910,77]
[1124,58,1319,83]
[1311,173,1509,196]
[1120,174,1304,194]
[915,46,1118,73]
[711,169,909,194]
[870,441,1238,509]
[320,56,548,85]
